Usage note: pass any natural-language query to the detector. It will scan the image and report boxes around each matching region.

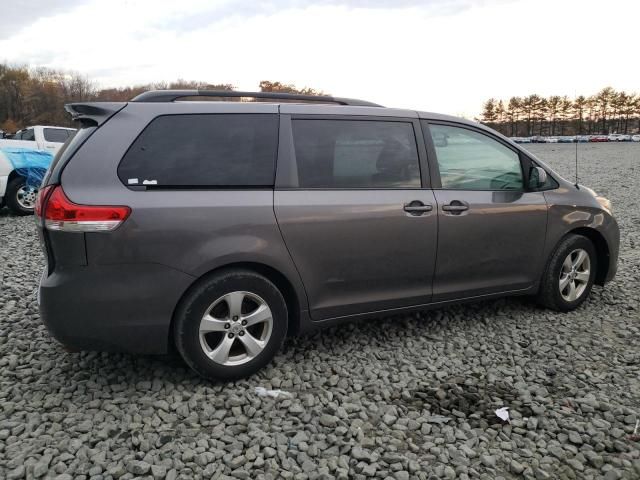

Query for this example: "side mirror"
[529,166,548,189]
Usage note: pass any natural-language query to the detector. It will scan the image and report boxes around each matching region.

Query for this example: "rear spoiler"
[64,102,127,127]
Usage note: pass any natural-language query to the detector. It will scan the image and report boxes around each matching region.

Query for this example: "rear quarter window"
[118,114,279,188]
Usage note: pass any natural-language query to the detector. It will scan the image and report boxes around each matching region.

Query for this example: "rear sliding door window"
[118,114,278,187]
[291,119,421,188]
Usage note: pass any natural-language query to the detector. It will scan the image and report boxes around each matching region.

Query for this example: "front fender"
[543,187,620,283]
[0,152,12,176]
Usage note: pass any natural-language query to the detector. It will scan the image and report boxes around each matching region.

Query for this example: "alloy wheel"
[559,248,591,302]
[198,291,273,366]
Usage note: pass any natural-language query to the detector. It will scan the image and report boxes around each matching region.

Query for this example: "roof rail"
[130,89,383,107]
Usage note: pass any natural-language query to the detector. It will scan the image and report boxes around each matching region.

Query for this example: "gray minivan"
[36,90,619,380]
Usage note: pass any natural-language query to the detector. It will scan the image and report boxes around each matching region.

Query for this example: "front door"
[423,122,548,301]
[275,116,438,320]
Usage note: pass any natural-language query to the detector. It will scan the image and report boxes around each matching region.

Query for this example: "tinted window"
[44,128,71,143]
[427,123,523,190]
[292,119,421,189]
[118,114,278,187]
[22,129,35,141]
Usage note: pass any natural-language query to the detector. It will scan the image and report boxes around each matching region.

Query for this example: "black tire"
[6,177,36,216]
[537,234,597,312]
[173,269,288,381]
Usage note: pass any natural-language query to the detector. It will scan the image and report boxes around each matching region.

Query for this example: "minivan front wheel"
[538,234,597,311]
[174,269,288,381]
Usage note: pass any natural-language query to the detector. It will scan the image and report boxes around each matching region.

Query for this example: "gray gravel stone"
[510,460,525,474]
[7,466,25,480]
[319,414,339,428]
[481,454,496,467]
[126,460,151,475]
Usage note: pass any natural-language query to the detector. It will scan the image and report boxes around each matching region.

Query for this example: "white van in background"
[0,126,75,215]
[0,125,76,154]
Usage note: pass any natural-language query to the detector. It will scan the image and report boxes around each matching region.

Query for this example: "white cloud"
[1,0,639,117]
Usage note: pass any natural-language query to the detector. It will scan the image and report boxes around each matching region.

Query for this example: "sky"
[1,0,639,117]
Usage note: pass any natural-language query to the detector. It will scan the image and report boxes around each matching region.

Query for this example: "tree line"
[0,63,322,132]
[5,63,635,138]
[479,88,640,137]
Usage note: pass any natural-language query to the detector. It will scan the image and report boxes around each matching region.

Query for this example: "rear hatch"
[35,103,126,274]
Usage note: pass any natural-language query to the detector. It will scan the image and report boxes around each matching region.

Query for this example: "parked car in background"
[546,136,559,143]
[510,136,531,143]
[607,134,631,142]
[590,135,609,142]
[0,125,76,155]
[0,126,74,215]
[35,89,619,380]
[576,135,590,143]
[1,147,54,215]
[558,136,575,143]
[632,134,640,142]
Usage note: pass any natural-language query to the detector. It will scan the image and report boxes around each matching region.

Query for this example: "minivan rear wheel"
[538,234,597,311]
[173,269,288,381]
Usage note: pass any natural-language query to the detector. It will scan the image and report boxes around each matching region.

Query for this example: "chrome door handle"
[404,202,433,215]
[442,201,469,214]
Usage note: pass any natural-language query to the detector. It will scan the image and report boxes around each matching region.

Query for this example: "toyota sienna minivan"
[35,90,619,380]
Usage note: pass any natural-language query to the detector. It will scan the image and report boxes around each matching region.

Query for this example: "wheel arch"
[7,169,23,183]
[168,261,302,352]
[567,227,610,286]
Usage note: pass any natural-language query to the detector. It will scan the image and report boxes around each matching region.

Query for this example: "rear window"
[43,128,72,143]
[21,129,35,141]
[118,114,279,187]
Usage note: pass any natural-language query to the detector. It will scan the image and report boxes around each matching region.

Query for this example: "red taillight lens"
[35,185,55,218]
[42,186,130,232]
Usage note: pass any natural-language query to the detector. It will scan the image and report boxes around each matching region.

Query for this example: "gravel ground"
[1,143,639,480]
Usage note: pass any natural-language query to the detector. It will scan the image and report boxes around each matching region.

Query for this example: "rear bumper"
[39,263,194,354]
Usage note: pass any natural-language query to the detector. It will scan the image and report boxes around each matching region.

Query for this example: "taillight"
[42,186,130,232]
[35,185,55,218]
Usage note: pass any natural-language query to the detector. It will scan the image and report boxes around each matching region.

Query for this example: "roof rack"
[130,89,383,107]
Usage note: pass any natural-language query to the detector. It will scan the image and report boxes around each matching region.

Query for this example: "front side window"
[118,114,279,187]
[292,119,421,189]
[44,128,71,143]
[427,123,523,191]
